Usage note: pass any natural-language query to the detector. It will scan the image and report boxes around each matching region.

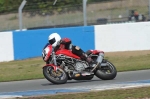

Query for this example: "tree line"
[0,0,111,14]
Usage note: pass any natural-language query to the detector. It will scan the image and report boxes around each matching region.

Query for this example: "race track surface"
[0,69,150,94]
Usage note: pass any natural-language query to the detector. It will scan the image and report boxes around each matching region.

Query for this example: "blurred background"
[0,0,150,31]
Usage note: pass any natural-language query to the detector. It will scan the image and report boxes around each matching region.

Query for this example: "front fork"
[43,51,58,72]
[52,51,57,66]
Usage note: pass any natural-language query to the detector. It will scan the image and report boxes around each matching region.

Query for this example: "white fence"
[95,22,150,52]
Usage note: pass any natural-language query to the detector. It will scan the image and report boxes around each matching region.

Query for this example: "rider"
[43,32,93,64]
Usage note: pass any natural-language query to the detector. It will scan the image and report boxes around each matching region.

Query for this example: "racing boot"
[81,53,93,64]
[82,53,97,70]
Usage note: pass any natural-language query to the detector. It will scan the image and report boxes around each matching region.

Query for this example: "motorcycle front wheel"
[95,60,117,80]
[43,66,68,84]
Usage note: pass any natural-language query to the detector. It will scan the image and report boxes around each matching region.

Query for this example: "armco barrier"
[13,26,95,60]
[94,22,150,52]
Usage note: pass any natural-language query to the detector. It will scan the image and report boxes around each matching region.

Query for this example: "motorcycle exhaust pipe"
[91,53,104,72]
[96,53,104,63]
[100,63,107,67]
[97,53,108,67]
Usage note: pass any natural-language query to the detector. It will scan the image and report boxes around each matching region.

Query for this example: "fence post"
[18,0,27,31]
[53,0,58,5]
[83,0,87,26]
[149,0,150,18]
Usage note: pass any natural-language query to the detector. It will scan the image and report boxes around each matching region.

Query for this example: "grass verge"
[17,86,150,99]
[0,50,150,82]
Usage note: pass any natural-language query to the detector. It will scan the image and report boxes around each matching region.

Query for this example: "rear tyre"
[95,60,117,80]
[43,66,68,84]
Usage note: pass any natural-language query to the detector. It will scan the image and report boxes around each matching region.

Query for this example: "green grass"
[0,50,150,82]
[0,58,45,82]
[106,54,150,72]
[16,86,150,99]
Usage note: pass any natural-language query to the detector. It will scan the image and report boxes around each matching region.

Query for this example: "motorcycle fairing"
[42,45,53,61]
[55,49,80,59]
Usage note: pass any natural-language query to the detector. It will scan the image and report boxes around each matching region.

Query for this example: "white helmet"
[48,33,61,47]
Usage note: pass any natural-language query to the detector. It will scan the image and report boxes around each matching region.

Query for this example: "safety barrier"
[94,22,150,52]
[1,22,150,62]
[0,32,14,62]
[13,26,95,60]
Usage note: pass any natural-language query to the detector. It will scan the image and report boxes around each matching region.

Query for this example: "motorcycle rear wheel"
[95,60,117,80]
[43,66,68,84]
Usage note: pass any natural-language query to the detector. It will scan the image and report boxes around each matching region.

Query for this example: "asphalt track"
[0,69,150,94]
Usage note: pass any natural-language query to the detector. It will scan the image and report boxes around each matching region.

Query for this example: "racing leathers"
[43,38,92,64]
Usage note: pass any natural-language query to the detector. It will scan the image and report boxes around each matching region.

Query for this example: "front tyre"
[43,66,68,84]
[95,61,117,80]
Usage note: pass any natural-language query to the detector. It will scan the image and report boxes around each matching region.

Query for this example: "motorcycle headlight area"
[42,47,51,59]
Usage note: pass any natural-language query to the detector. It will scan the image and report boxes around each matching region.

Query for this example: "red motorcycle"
[42,44,117,84]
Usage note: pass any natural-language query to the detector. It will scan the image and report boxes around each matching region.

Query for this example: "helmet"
[48,33,61,47]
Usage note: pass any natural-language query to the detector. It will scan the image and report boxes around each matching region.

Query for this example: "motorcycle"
[42,44,117,84]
